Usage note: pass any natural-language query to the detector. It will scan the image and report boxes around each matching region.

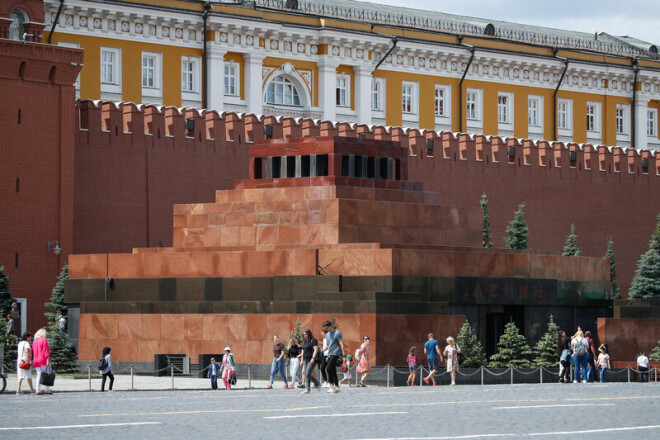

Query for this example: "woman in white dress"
[16,332,35,394]
[443,336,461,386]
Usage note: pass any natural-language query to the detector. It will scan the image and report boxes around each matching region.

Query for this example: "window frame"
[265,75,302,107]
[224,62,240,97]
[401,81,417,115]
[648,108,658,138]
[371,78,385,112]
[557,98,573,139]
[586,101,602,142]
[465,88,483,131]
[9,9,27,41]
[141,53,158,89]
[141,51,162,102]
[336,74,351,108]
[527,95,544,136]
[434,84,451,130]
[181,56,202,106]
[497,92,514,134]
[100,47,122,97]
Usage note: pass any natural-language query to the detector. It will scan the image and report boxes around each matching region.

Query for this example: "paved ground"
[1,381,659,439]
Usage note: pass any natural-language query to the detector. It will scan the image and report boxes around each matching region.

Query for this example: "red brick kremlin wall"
[73,102,660,299]
[0,39,82,329]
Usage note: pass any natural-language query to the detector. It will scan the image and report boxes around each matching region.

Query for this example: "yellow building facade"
[30,0,660,149]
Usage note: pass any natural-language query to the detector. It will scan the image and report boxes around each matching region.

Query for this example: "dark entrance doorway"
[484,305,525,357]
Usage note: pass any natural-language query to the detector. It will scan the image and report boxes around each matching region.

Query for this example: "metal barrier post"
[540,367,543,384]
[88,365,92,391]
[248,364,252,389]
[627,367,631,383]
[387,365,390,388]
[420,366,424,386]
[510,367,514,385]
[131,366,134,390]
[481,366,484,385]
[171,364,174,390]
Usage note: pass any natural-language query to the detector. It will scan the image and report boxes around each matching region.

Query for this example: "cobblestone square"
[1,382,658,439]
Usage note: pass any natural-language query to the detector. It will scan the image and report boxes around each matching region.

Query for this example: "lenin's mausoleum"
[2,0,660,371]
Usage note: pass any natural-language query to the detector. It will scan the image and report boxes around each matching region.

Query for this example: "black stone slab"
[223,278,252,301]
[177,278,205,301]
[457,277,559,305]
[159,278,177,302]
[251,277,273,301]
[204,278,223,301]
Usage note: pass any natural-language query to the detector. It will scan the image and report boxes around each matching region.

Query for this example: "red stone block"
[202,314,228,341]
[141,315,162,340]
[245,252,270,276]
[227,315,248,341]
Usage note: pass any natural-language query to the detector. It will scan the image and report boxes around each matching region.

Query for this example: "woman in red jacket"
[32,328,52,395]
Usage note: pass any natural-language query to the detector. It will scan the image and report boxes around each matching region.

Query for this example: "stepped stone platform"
[66,137,612,367]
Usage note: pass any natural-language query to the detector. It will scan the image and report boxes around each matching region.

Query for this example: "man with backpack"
[98,347,114,391]
[571,330,589,383]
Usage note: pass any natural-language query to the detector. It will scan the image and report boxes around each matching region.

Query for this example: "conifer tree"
[561,224,581,256]
[606,239,621,299]
[290,319,303,345]
[489,321,532,368]
[480,193,494,248]
[533,315,560,367]
[0,266,16,368]
[629,214,660,299]
[44,265,79,373]
[0,265,13,317]
[504,203,529,250]
[456,319,487,367]
[650,341,660,362]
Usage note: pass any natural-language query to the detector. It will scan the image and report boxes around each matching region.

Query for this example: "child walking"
[407,346,419,386]
[207,358,221,390]
[597,344,610,383]
[339,355,352,387]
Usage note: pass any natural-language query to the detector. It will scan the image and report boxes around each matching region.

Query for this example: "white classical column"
[634,97,649,149]
[206,47,226,112]
[245,53,265,115]
[354,64,373,125]
[318,59,338,121]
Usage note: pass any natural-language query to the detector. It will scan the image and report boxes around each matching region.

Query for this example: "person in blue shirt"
[207,358,221,390]
[323,320,346,394]
[423,333,444,386]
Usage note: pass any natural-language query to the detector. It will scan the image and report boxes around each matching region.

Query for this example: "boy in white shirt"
[637,350,650,383]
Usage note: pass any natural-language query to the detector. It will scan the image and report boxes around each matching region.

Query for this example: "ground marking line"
[564,395,660,401]
[350,425,660,440]
[80,405,333,417]
[527,425,660,436]
[264,411,407,420]
[493,403,615,409]
[0,422,161,431]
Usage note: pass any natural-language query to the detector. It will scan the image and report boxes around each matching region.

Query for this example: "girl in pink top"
[32,328,52,395]
[407,346,419,386]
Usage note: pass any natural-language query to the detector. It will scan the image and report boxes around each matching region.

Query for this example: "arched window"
[265,75,301,106]
[9,10,28,41]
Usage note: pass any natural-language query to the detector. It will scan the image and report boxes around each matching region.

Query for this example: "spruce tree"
[0,265,13,317]
[629,214,660,299]
[480,193,494,248]
[504,203,529,250]
[290,319,303,345]
[456,319,487,367]
[606,239,620,299]
[489,321,532,368]
[533,315,560,367]
[44,265,79,373]
[561,224,581,256]
[0,315,17,368]
[629,250,660,299]
[650,341,660,362]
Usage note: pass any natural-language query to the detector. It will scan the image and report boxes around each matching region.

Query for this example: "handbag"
[40,366,56,387]
[230,371,237,385]
[19,345,31,370]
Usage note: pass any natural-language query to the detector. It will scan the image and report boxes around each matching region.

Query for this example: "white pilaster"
[318,59,339,121]
[634,96,649,149]
[245,53,265,115]
[206,47,226,112]
[355,64,373,125]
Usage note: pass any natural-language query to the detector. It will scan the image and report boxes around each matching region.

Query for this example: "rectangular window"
[587,105,596,132]
[498,94,509,123]
[648,109,658,137]
[402,83,414,114]
[371,80,381,111]
[142,54,156,88]
[336,75,349,107]
[528,98,539,126]
[101,49,116,84]
[558,101,568,129]
[616,106,625,135]
[182,60,195,92]
[435,87,446,116]
[466,91,478,120]
[224,63,239,96]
